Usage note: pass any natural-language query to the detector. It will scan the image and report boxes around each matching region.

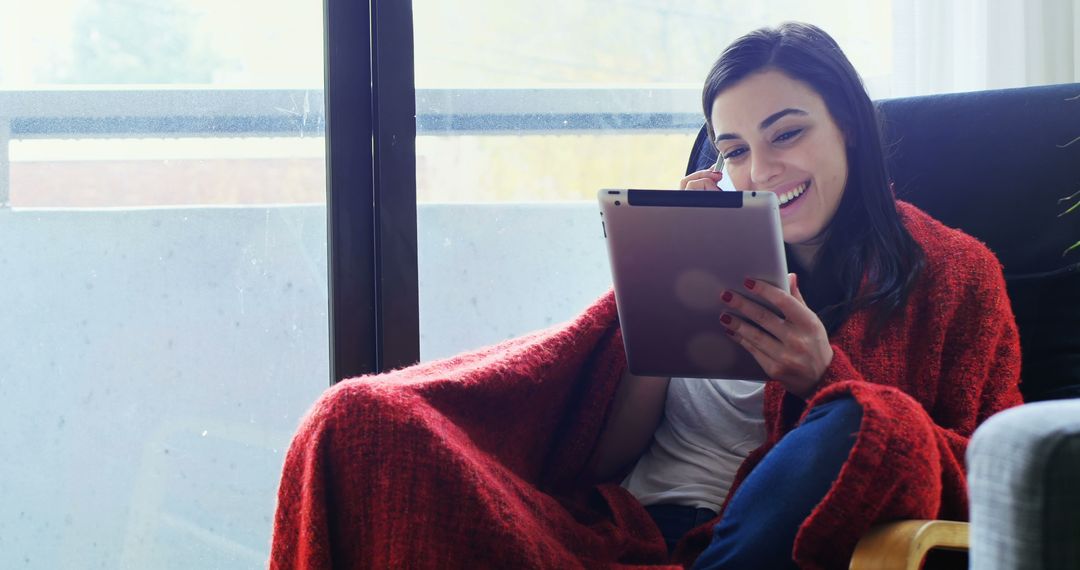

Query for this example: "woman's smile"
[777,179,811,210]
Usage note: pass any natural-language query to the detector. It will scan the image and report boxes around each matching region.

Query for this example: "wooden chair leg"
[849,520,969,570]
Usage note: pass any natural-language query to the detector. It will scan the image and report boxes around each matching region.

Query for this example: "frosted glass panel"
[0,207,328,568]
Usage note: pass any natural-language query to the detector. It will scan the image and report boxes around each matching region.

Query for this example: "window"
[0,1,329,567]
[412,1,894,361]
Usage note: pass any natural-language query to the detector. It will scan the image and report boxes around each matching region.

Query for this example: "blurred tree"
[51,0,228,84]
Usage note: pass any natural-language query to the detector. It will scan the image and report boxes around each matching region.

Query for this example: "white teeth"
[778,181,809,206]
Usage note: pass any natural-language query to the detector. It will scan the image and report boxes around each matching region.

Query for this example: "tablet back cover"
[599,189,788,380]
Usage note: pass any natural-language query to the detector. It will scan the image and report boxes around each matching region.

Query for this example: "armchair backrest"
[685,83,1080,401]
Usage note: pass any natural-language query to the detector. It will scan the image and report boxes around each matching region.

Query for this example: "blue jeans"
[645,504,719,555]
[691,396,863,570]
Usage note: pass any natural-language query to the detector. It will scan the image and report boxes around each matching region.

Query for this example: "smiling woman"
[604,22,1026,569]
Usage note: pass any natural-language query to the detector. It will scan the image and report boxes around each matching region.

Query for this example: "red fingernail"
[725,328,736,336]
[744,279,756,290]
[721,291,733,303]
[720,313,732,324]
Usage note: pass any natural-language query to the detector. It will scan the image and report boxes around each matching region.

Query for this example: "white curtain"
[891,0,1080,96]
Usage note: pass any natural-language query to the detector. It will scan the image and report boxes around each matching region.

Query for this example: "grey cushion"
[968,399,1080,569]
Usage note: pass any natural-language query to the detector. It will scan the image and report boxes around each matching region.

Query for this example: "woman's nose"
[749,148,783,188]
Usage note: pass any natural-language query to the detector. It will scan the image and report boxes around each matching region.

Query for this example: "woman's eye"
[774,128,803,143]
[722,147,747,160]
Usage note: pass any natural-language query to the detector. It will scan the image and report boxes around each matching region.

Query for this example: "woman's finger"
[720,291,789,342]
[789,273,807,306]
[736,278,816,328]
[679,169,723,190]
[722,313,784,356]
[726,324,782,372]
[685,178,720,191]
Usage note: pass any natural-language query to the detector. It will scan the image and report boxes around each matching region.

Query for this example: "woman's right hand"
[679,168,724,190]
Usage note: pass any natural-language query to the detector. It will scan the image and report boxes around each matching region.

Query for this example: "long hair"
[702,22,924,334]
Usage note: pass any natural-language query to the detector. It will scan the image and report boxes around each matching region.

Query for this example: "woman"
[590,22,1023,568]
[271,22,1022,570]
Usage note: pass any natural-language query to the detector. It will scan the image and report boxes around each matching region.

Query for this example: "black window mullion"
[371,0,419,372]
[325,0,419,384]
[325,0,376,384]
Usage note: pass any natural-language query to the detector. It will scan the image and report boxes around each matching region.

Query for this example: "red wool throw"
[270,202,1023,569]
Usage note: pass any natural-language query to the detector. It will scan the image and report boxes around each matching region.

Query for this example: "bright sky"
[0,0,324,87]
[0,0,891,89]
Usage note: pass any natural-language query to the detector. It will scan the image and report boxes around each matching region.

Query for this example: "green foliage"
[1061,93,1079,257]
[1061,188,1080,257]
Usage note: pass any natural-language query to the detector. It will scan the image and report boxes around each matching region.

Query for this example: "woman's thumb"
[789,273,806,304]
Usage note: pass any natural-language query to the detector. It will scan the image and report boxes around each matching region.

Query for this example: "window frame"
[325,0,419,383]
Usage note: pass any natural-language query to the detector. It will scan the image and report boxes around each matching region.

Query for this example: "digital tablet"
[598,189,789,381]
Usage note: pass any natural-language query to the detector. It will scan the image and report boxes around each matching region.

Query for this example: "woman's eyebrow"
[713,108,809,144]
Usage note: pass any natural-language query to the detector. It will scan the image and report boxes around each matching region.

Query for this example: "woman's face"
[709,69,849,247]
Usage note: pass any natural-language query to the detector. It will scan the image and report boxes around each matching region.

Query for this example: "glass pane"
[413,1,892,361]
[0,1,327,567]
[413,1,891,89]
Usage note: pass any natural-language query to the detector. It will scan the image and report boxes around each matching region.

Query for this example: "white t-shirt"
[621,378,767,512]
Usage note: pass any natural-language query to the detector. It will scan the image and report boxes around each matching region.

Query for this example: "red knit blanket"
[271,202,1022,569]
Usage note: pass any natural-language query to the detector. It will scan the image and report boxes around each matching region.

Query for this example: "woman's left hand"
[720,273,834,399]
